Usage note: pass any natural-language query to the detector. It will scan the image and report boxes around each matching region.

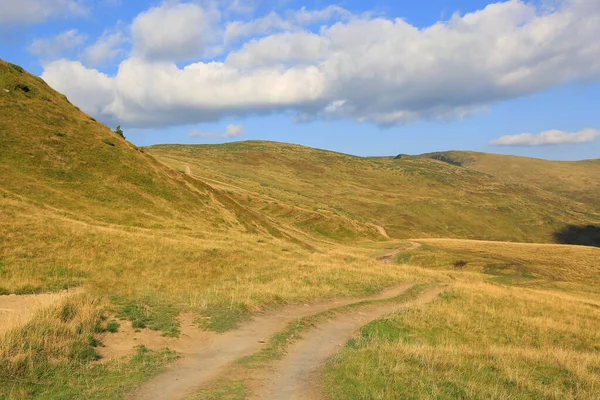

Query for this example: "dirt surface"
[0,288,82,334]
[374,225,390,238]
[128,284,413,400]
[251,286,444,400]
[377,241,422,262]
[98,313,213,363]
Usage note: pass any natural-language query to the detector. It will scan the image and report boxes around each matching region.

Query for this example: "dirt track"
[250,286,443,400]
[129,284,413,400]
[376,241,422,262]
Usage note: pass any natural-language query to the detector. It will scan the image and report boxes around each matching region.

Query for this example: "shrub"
[453,260,469,269]
[103,139,115,147]
[14,83,30,93]
[114,125,125,139]
[8,63,24,73]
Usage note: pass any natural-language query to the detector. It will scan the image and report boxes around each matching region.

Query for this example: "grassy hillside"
[148,142,600,243]
[423,150,600,208]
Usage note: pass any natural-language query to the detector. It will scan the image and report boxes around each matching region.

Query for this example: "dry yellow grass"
[412,238,600,297]
[426,151,600,207]
[325,281,600,399]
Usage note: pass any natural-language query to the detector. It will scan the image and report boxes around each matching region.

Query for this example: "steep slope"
[0,60,310,240]
[422,151,600,208]
[147,142,600,243]
[0,60,325,295]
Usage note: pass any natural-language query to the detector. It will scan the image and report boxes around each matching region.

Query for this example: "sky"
[1,0,599,160]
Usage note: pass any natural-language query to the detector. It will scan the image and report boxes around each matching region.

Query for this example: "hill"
[422,151,600,208]
[147,142,600,243]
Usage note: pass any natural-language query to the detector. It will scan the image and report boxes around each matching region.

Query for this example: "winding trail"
[250,286,444,400]
[130,284,413,400]
[376,241,422,262]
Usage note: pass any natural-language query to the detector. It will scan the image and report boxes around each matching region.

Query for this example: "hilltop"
[422,150,600,208]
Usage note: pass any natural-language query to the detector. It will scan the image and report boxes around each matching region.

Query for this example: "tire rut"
[251,286,444,400]
[129,284,413,400]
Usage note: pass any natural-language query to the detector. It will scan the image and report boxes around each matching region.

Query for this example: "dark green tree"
[114,125,125,139]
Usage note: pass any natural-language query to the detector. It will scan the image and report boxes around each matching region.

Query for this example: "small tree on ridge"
[114,125,125,139]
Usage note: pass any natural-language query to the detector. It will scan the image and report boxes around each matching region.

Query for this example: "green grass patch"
[196,302,251,333]
[191,379,247,400]
[112,295,180,337]
[2,345,178,400]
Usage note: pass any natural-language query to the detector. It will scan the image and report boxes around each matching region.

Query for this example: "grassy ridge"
[148,142,600,243]
[423,151,600,208]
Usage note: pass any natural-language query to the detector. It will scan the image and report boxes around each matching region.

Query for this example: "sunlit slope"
[148,142,600,243]
[423,151,600,208]
[0,60,301,240]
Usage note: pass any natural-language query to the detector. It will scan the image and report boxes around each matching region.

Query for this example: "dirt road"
[129,284,413,400]
[376,241,422,262]
[250,286,443,400]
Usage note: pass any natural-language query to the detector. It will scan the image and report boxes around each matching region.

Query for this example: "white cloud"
[42,57,325,126]
[83,29,126,66]
[131,2,217,62]
[225,12,290,44]
[226,31,330,67]
[490,128,600,146]
[226,0,259,15]
[292,5,350,25]
[0,0,87,24]
[29,29,86,60]
[189,124,246,138]
[224,5,349,43]
[41,59,117,124]
[40,0,600,128]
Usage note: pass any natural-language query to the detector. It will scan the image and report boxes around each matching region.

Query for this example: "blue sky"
[1,0,599,160]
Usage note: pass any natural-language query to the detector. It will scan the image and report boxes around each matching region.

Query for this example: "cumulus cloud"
[83,29,126,66]
[41,60,117,124]
[226,31,330,67]
[29,29,86,60]
[131,2,216,61]
[0,0,87,24]
[40,0,600,128]
[224,5,349,43]
[189,124,246,138]
[490,128,600,146]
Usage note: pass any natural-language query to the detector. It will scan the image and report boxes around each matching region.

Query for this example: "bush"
[114,125,125,139]
[14,83,30,93]
[453,260,469,269]
[9,63,24,73]
[103,139,115,147]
